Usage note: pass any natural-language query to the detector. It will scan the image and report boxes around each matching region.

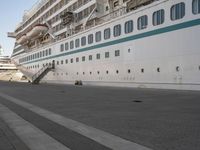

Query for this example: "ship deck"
[0,81,199,150]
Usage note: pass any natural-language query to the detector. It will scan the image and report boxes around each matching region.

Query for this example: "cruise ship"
[8,0,200,90]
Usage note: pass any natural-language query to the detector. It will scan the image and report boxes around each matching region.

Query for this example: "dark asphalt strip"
[0,98,111,150]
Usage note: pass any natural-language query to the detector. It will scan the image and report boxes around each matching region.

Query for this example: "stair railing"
[32,64,52,82]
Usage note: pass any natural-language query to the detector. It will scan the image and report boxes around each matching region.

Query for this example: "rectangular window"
[115,50,120,57]
[88,34,93,44]
[125,20,133,34]
[105,52,109,58]
[89,55,92,61]
[104,28,111,40]
[81,36,86,46]
[70,41,74,49]
[75,39,80,48]
[114,24,121,37]
[49,48,51,55]
[70,58,73,63]
[65,59,68,64]
[192,0,200,14]
[171,3,185,20]
[61,60,64,64]
[76,57,79,62]
[65,43,69,51]
[46,49,48,56]
[95,31,101,42]
[138,15,148,30]
[82,56,85,62]
[153,9,164,26]
[96,53,100,59]
[60,44,64,52]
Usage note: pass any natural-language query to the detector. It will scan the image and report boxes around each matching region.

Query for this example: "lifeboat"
[16,34,28,45]
[26,24,48,39]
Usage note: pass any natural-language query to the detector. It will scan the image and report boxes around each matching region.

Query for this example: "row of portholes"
[52,66,190,76]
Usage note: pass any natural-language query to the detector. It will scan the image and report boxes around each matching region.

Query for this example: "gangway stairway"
[32,64,54,84]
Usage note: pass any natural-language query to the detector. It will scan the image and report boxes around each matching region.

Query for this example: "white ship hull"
[11,0,200,90]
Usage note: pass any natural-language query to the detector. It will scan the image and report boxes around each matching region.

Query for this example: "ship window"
[57,61,59,65]
[141,68,144,73]
[192,0,200,14]
[70,58,73,63]
[153,9,165,26]
[114,24,121,37]
[95,31,101,42]
[96,53,100,59]
[70,41,74,49]
[61,60,63,64]
[104,28,111,40]
[116,70,119,74]
[138,15,148,30]
[105,52,109,58]
[82,56,85,62]
[157,67,160,72]
[115,50,120,57]
[128,69,131,73]
[106,70,109,74]
[88,34,93,44]
[176,66,180,72]
[125,20,133,34]
[75,39,80,48]
[76,57,79,62]
[49,48,52,55]
[46,49,48,56]
[171,3,185,20]
[65,59,68,64]
[60,44,64,52]
[97,71,100,74]
[40,52,42,57]
[89,55,92,61]
[81,36,86,46]
[65,43,69,51]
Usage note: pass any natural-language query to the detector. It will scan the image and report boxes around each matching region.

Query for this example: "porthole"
[176,66,180,72]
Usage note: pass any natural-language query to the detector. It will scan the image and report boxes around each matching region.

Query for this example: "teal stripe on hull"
[21,18,200,65]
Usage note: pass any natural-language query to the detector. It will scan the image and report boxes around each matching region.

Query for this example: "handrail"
[32,64,52,82]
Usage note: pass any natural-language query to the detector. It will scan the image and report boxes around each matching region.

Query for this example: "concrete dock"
[0,81,200,150]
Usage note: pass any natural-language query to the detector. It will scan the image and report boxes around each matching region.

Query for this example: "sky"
[0,0,37,56]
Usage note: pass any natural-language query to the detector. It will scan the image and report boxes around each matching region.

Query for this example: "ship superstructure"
[8,0,200,90]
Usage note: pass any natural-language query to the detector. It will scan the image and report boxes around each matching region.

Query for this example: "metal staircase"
[32,64,53,84]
